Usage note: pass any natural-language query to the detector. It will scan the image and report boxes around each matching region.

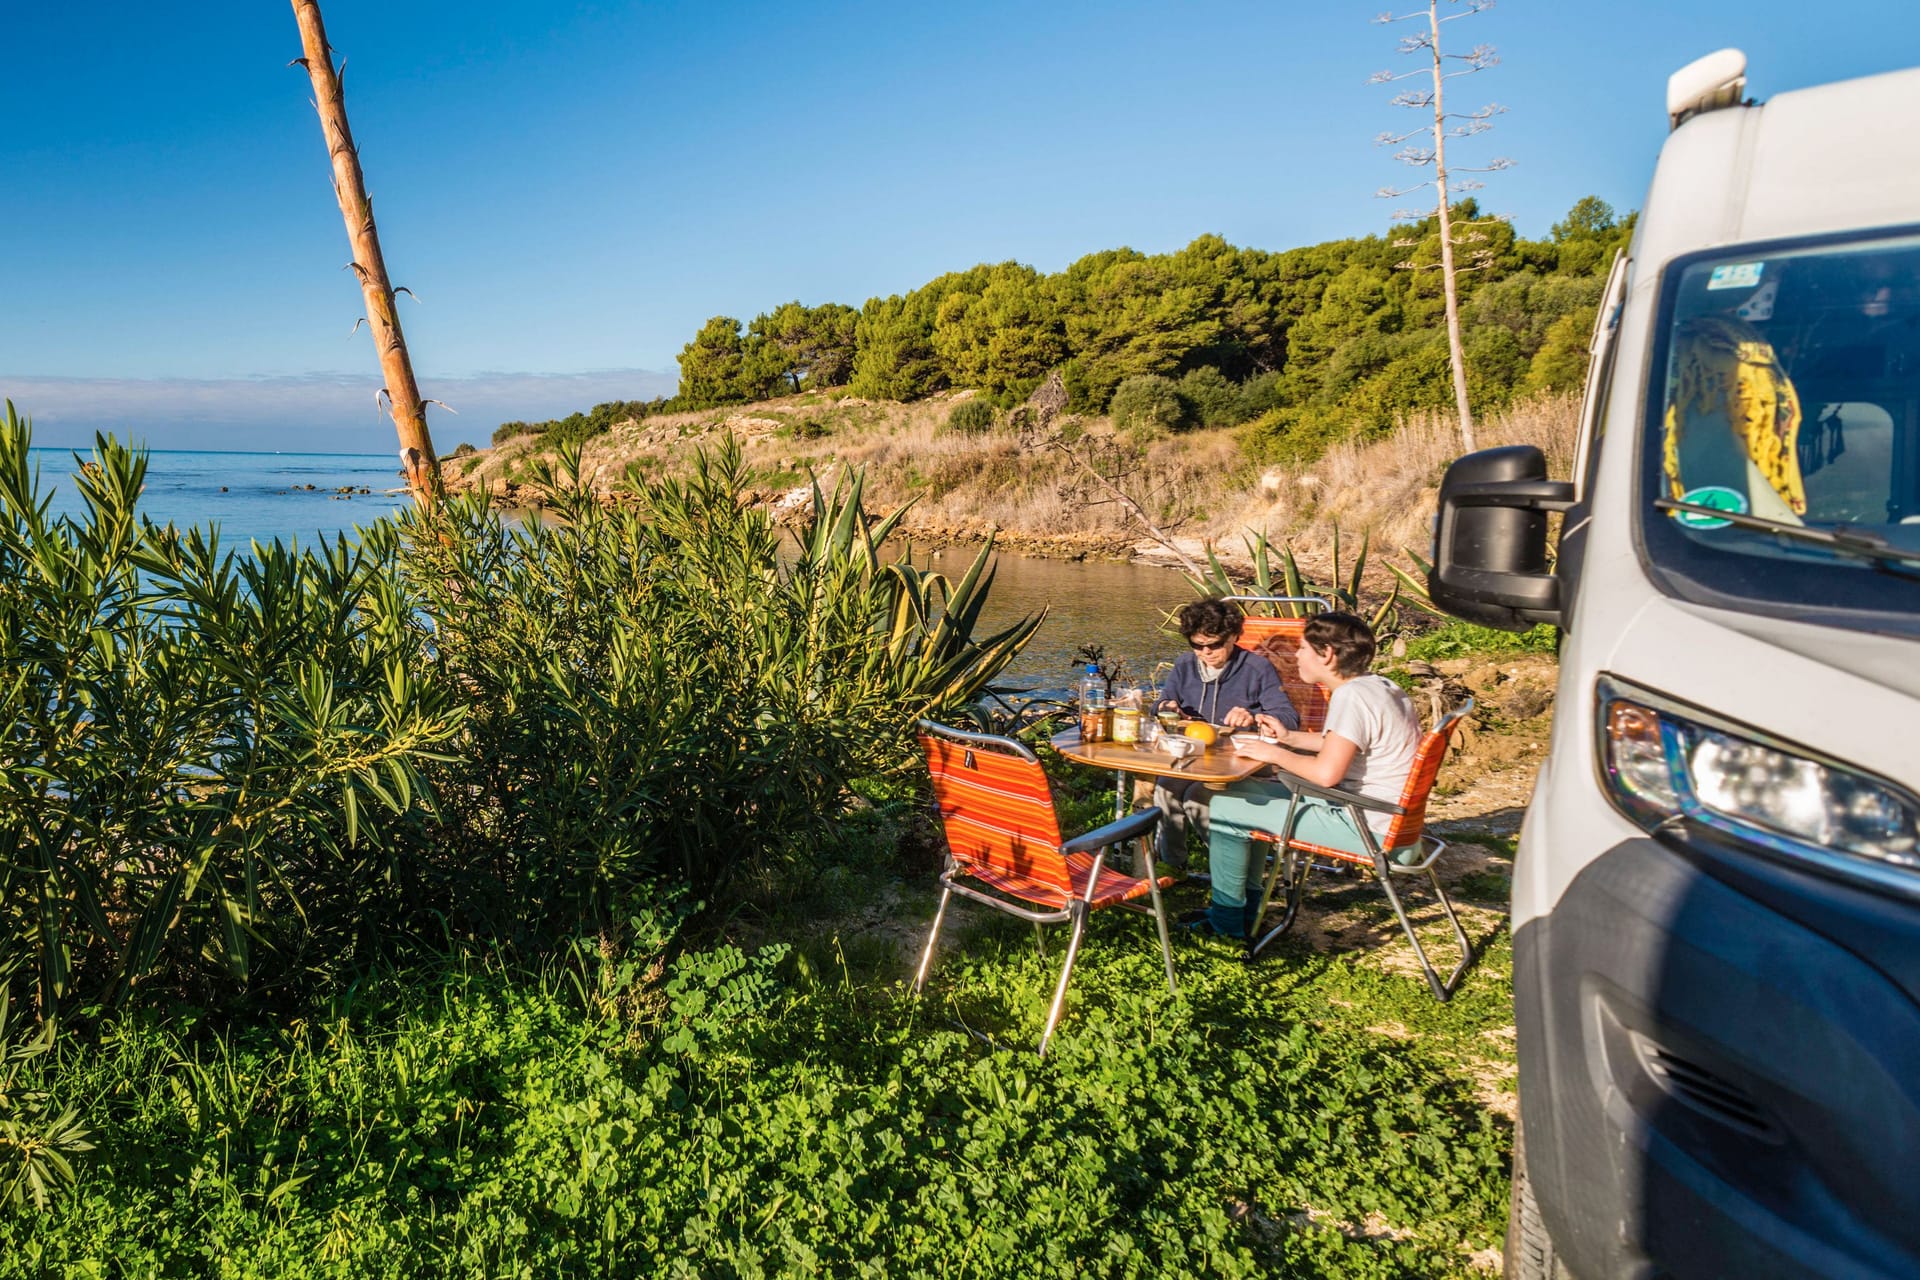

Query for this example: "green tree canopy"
[590,196,1637,464]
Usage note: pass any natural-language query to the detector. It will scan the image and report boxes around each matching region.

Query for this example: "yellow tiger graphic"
[1664,314,1806,516]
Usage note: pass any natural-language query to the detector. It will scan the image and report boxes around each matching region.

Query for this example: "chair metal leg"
[1246,792,1307,961]
[1373,855,1474,1002]
[1038,903,1088,1057]
[1423,865,1475,996]
[1139,837,1178,996]
[914,884,953,994]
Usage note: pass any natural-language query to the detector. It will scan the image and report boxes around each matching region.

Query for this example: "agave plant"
[794,460,1045,729]
[1184,522,1406,640]
[1385,543,1450,620]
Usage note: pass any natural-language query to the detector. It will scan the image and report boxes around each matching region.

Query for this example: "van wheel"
[1505,1115,1570,1280]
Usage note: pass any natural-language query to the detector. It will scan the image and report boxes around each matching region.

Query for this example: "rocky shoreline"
[442,463,1169,565]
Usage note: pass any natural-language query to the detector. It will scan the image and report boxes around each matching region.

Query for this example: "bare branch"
[1390,89,1435,108]
[1022,420,1206,578]
[1374,126,1424,146]
[1393,145,1436,166]
[1376,183,1429,199]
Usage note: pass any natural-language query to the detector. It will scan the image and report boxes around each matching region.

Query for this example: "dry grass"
[449,389,1580,570]
[1223,394,1580,566]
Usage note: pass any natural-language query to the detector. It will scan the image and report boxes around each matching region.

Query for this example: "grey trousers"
[1151,777,1213,867]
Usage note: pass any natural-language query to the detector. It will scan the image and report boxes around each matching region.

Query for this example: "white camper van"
[1427,52,1920,1279]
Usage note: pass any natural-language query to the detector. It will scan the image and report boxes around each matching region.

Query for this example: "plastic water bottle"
[1079,664,1109,742]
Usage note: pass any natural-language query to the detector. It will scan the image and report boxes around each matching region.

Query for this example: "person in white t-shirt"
[1195,612,1423,938]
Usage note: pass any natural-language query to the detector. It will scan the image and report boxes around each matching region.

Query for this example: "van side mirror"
[1428,446,1575,631]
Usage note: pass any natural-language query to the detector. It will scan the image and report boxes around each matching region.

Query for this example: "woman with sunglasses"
[1152,597,1299,866]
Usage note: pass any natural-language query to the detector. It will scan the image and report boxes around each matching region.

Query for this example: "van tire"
[1505,1115,1570,1280]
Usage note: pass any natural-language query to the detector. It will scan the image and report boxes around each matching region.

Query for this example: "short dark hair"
[1176,597,1244,643]
[1302,612,1377,677]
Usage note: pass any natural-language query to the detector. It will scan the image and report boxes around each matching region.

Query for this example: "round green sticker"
[1673,485,1747,529]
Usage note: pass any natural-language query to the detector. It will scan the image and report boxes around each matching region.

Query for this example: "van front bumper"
[1516,833,1920,1279]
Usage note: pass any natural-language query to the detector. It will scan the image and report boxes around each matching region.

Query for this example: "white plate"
[1230,732,1280,752]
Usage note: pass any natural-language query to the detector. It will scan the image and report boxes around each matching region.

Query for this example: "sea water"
[25,448,409,548]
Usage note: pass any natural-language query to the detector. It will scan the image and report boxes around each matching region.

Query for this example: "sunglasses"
[1188,636,1234,651]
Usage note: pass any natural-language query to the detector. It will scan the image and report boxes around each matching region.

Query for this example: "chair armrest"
[1279,775,1409,817]
[1060,807,1161,855]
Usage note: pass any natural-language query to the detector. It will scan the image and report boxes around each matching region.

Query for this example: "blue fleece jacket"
[1159,649,1299,729]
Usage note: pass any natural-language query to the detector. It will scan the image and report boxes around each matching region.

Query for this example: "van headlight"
[1599,676,1920,888]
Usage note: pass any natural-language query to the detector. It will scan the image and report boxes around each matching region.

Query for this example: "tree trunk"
[290,0,441,504]
[1427,0,1478,454]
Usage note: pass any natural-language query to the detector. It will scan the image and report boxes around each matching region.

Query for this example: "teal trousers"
[1204,777,1373,937]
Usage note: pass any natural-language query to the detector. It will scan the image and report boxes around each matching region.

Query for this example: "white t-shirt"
[1321,675,1423,837]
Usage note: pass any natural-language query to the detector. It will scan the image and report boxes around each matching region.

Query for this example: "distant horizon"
[26,444,413,457]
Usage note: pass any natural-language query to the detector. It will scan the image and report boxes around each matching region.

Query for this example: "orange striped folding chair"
[1244,700,1477,1001]
[1224,596,1331,733]
[914,719,1177,1055]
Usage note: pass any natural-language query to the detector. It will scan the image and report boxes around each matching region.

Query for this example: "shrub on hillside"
[1176,367,1239,429]
[1233,370,1285,423]
[1239,404,1355,468]
[1109,374,1189,437]
[944,397,995,434]
[492,421,543,446]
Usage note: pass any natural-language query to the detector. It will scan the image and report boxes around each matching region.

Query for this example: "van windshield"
[1642,232,1920,631]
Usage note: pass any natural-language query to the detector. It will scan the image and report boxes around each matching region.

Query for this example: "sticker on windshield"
[1707,262,1765,290]
[1672,485,1747,529]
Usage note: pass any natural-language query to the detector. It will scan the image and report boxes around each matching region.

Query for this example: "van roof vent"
[1668,48,1748,131]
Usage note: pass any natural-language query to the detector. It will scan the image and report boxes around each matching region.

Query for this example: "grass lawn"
[8,764,1517,1279]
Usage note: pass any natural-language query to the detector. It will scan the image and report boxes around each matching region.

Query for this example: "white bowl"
[1158,734,1204,761]
[1230,732,1280,752]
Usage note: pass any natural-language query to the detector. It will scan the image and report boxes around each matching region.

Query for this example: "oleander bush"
[0,409,1038,1024]
[395,436,1042,934]
[0,405,461,1021]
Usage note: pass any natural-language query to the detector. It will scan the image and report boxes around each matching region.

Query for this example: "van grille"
[1639,1041,1779,1141]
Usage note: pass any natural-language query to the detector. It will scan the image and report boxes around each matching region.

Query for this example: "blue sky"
[3,0,1915,450]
